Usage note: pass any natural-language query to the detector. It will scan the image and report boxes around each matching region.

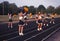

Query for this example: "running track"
[0,18,60,41]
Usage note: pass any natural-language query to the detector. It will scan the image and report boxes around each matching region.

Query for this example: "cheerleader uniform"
[37,15,42,31]
[24,15,27,20]
[36,14,38,19]
[38,16,42,23]
[8,14,12,28]
[19,16,24,36]
[19,16,24,25]
[50,15,55,23]
[9,15,12,22]
[23,12,27,20]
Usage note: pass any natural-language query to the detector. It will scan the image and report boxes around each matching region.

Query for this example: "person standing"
[8,13,13,28]
[18,12,24,36]
[50,15,55,24]
[36,13,43,31]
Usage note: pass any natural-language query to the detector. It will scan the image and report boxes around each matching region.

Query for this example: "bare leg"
[46,23,48,26]
[19,25,21,35]
[53,19,55,24]
[44,23,45,26]
[39,23,42,30]
[19,26,21,33]
[37,24,40,31]
[21,26,24,35]
[11,22,13,28]
[50,21,51,23]
[25,20,28,25]
[8,22,10,28]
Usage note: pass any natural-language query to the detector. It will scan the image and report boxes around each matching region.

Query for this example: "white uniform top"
[24,16,27,18]
[38,15,42,19]
[9,15,12,19]
[36,15,38,17]
[19,16,23,20]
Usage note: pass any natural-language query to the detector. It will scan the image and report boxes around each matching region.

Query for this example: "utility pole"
[3,2,4,15]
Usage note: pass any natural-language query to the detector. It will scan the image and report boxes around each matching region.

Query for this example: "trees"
[0,1,18,15]
[3,1,9,15]
[0,1,60,15]
[8,3,18,15]
[46,6,55,14]
[55,6,60,14]
[46,5,60,15]
[28,6,36,15]
[0,1,9,15]
[37,5,46,14]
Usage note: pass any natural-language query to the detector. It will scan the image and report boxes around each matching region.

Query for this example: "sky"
[0,0,60,8]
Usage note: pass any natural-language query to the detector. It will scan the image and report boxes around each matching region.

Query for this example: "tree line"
[0,1,60,15]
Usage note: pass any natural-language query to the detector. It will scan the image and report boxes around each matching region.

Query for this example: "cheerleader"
[18,12,24,36]
[36,14,43,31]
[8,13,13,28]
[50,15,55,24]
[44,17,49,26]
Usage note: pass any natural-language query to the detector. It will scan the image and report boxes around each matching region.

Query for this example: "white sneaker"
[53,22,55,24]
[50,21,51,23]
[44,24,45,26]
[21,33,24,36]
[36,21,38,23]
[40,28,42,30]
[47,24,48,26]
[8,26,9,28]
[26,23,27,25]
[19,33,21,35]
[37,28,40,31]
[11,26,13,28]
